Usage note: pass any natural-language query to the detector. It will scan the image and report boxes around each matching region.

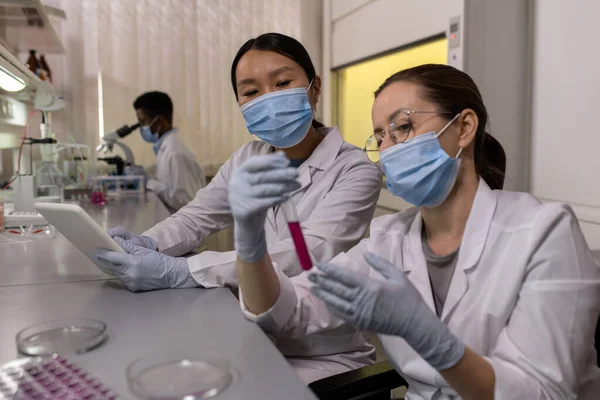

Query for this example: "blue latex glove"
[108,226,157,250]
[309,252,465,371]
[228,152,300,262]
[93,237,198,292]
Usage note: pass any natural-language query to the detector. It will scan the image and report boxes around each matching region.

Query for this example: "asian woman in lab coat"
[231,64,600,398]
[93,33,381,295]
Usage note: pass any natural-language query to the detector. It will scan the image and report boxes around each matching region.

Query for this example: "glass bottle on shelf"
[39,54,52,82]
[25,50,40,76]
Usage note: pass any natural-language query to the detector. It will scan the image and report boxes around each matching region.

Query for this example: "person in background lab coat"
[94,33,381,311]
[134,91,206,212]
[233,63,600,396]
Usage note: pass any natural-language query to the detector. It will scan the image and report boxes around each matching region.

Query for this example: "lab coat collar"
[153,128,177,155]
[304,127,344,171]
[295,127,344,195]
[403,179,498,321]
[259,126,344,171]
[260,126,344,197]
[264,127,344,231]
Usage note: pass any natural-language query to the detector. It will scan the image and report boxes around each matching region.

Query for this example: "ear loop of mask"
[306,78,314,93]
[307,78,317,116]
[147,116,159,133]
[435,113,462,158]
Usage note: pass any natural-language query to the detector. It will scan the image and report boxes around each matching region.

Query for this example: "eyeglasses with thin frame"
[363,109,453,163]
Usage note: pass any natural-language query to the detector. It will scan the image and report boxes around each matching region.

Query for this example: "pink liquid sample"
[1,355,117,399]
[288,221,312,271]
[91,191,105,205]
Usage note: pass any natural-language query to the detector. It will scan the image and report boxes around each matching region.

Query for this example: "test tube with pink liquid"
[281,200,312,271]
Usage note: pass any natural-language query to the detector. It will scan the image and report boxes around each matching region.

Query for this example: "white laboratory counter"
[0,192,317,399]
[0,193,169,287]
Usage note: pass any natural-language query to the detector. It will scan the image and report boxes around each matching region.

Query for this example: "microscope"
[96,123,140,167]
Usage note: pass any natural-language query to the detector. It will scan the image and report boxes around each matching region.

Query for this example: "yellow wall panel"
[334,38,448,148]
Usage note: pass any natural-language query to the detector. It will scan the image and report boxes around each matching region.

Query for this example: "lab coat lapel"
[269,127,343,228]
[293,127,343,215]
[287,164,312,216]
[441,180,497,322]
[266,207,277,232]
[403,214,437,313]
[259,143,278,233]
[296,164,313,192]
[267,164,312,233]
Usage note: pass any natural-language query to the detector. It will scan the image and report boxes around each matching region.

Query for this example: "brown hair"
[375,64,505,190]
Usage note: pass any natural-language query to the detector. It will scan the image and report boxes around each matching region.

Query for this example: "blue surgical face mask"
[140,117,159,143]
[380,114,462,207]
[240,82,314,148]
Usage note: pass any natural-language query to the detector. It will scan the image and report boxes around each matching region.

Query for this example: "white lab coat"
[241,180,600,397]
[144,127,382,290]
[146,130,206,212]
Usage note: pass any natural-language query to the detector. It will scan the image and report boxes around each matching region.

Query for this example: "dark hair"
[230,32,324,129]
[479,133,506,190]
[375,64,505,190]
[133,91,173,124]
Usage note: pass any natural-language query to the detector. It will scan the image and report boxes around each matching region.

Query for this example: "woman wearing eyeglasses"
[230,64,600,397]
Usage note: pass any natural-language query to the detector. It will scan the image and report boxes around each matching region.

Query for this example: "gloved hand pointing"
[228,152,300,262]
[93,237,197,292]
[309,252,465,371]
[108,227,157,250]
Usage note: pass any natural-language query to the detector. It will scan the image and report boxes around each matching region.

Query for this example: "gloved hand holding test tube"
[228,152,310,268]
[281,199,313,271]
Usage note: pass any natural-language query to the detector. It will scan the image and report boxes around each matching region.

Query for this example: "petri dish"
[16,319,108,357]
[127,351,233,400]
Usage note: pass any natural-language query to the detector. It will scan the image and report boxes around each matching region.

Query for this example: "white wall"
[300,0,324,117]
[530,0,600,248]
[47,0,322,171]
[330,0,463,68]
[463,0,532,192]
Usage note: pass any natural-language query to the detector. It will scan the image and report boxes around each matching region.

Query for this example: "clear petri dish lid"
[127,351,233,400]
[16,318,108,357]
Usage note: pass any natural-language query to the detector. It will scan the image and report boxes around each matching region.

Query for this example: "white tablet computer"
[34,202,124,267]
